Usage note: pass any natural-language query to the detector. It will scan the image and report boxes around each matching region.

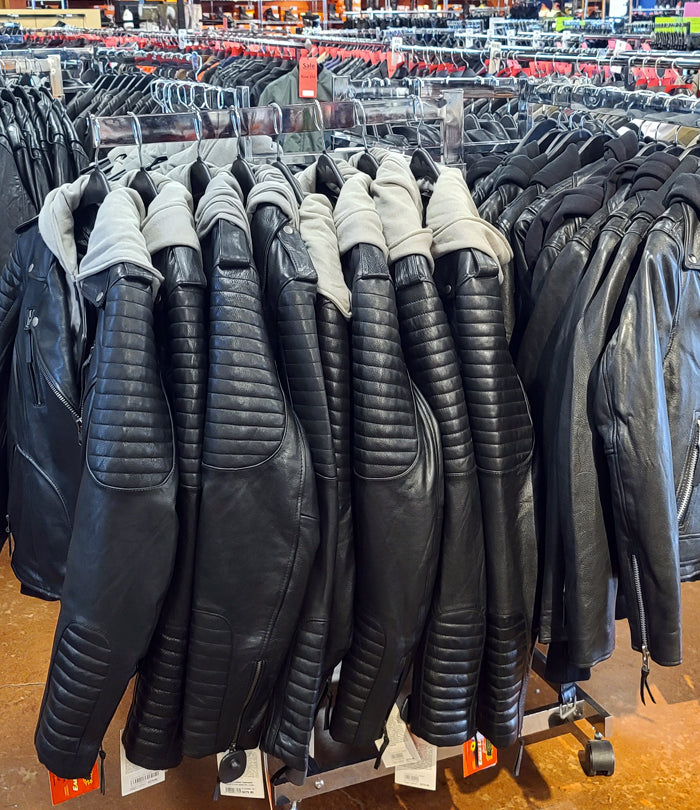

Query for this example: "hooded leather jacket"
[35,188,179,779]
[122,182,208,771]
[594,173,700,674]
[182,175,320,759]
[330,173,443,748]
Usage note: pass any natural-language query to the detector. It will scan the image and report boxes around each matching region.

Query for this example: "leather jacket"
[594,174,700,672]
[433,245,538,749]
[123,237,208,770]
[3,221,87,600]
[330,242,443,748]
[182,210,320,759]
[250,200,338,778]
[35,191,179,778]
[391,254,486,747]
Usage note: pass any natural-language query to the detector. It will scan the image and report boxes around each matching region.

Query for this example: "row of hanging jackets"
[0,145,537,782]
[0,82,88,267]
[469,119,700,691]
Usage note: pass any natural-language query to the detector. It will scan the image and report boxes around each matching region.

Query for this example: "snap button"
[31,316,39,328]
[283,225,294,235]
[690,254,697,263]
[96,291,104,303]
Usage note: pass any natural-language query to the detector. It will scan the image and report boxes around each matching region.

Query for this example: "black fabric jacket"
[594,174,700,669]
[433,244,537,749]
[182,216,319,758]
[330,243,443,747]
[35,257,179,778]
[122,242,208,770]
[390,254,486,747]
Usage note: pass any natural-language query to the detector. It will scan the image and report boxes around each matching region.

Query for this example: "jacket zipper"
[24,310,43,406]
[677,418,700,527]
[230,661,263,749]
[630,553,656,706]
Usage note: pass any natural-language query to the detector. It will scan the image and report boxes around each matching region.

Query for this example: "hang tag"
[463,733,498,777]
[48,762,100,805]
[391,36,403,51]
[215,749,266,799]
[374,705,420,768]
[394,736,437,791]
[119,733,165,796]
[298,56,318,99]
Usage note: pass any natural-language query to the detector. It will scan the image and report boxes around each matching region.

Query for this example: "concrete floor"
[1,550,699,809]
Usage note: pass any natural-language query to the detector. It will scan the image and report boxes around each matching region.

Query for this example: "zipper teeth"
[231,661,262,748]
[677,420,700,525]
[630,554,649,649]
[34,351,80,419]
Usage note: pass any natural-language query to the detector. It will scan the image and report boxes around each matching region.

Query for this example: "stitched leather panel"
[263,621,326,767]
[162,249,207,489]
[395,273,474,475]
[182,610,232,753]
[36,623,110,758]
[124,626,187,747]
[412,610,483,741]
[203,264,285,469]
[478,612,528,748]
[352,254,418,478]
[331,611,385,733]
[315,299,351,484]
[452,254,533,472]
[0,248,23,320]
[87,268,173,488]
[276,283,335,477]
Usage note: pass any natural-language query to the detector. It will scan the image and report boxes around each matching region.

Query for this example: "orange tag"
[48,762,100,805]
[463,734,497,777]
[298,56,318,99]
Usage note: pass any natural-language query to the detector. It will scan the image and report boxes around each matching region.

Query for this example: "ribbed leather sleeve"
[330,244,443,747]
[123,246,207,771]
[183,220,319,758]
[35,263,179,779]
[435,248,537,750]
[315,297,354,675]
[392,255,486,747]
[254,213,338,777]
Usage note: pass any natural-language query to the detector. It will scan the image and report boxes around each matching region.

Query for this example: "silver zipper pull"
[4,514,9,536]
[76,416,83,445]
[694,419,700,487]
[640,645,656,706]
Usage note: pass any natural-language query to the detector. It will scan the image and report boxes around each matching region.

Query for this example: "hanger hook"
[411,94,425,149]
[193,108,203,161]
[353,98,369,153]
[312,98,326,152]
[230,104,245,159]
[128,111,145,170]
[89,114,101,167]
[269,101,283,162]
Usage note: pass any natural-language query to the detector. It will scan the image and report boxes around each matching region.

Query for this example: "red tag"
[48,762,100,805]
[298,56,318,99]
[463,734,497,777]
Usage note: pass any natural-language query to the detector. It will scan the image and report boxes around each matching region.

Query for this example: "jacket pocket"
[7,444,72,598]
[24,309,44,407]
[677,416,700,530]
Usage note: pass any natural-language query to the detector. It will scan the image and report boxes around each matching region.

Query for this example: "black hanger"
[189,110,212,208]
[315,152,345,201]
[352,100,378,179]
[410,147,440,184]
[273,160,305,205]
[77,115,110,212]
[229,105,256,203]
[578,132,611,164]
[127,112,158,207]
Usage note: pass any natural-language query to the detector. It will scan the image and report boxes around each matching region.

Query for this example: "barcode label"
[119,732,166,797]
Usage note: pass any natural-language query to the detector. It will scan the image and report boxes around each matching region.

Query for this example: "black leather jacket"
[595,174,700,670]
[390,254,486,747]
[122,240,208,770]
[330,242,444,748]
[433,245,538,749]
[182,215,319,759]
[35,250,179,778]
[3,222,87,600]
[250,202,338,779]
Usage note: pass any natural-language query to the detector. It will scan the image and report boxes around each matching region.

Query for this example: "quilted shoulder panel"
[86,266,174,489]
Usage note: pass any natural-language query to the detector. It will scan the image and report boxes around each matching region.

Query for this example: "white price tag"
[374,705,420,768]
[216,749,266,799]
[391,36,403,52]
[395,736,437,791]
[178,28,189,49]
[119,733,165,797]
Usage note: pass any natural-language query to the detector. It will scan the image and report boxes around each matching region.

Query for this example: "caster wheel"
[582,734,615,777]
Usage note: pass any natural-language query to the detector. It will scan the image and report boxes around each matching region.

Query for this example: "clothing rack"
[0,53,62,98]
[89,96,463,163]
